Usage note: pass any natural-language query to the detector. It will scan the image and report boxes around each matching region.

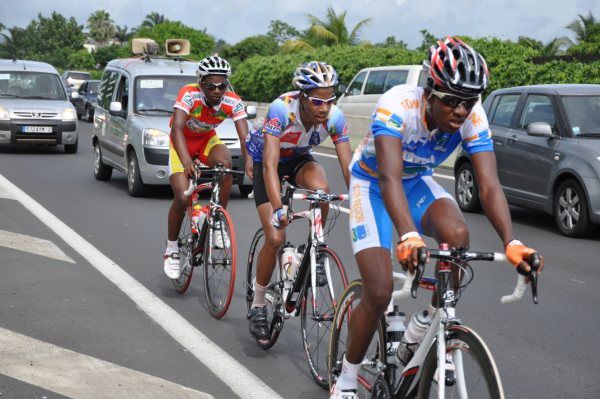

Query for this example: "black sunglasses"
[201,81,229,91]
[430,89,479,109]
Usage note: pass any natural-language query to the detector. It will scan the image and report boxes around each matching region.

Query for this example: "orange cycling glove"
[396,232,426,265]
[505,239,536,267]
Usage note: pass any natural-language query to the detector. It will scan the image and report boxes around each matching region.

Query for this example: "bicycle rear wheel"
[172,208,197,294]
[417,325,504,399]
[301,246,348,389]
[245,228,284,349]
[328,280,388,398]
[203,207,236,319]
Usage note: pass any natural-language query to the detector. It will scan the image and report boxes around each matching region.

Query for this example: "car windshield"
[88,81,99,95]
[0,71,66,100]
[134,75,196,114]
[67,72,91,80]
[562,95,600,137]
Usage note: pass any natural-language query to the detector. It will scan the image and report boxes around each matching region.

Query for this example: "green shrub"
[68,49,95,69]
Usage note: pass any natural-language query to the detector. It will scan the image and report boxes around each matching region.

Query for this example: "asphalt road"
[0,121,599,399]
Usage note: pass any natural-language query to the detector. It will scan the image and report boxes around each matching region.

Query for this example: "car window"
[114,75,129,115]
[383,70,409,91]
[67,72,91,80]
[561,95,600,136]
[88,82,99,95]
[490,94,520,128]
[0,71,66,100]
[519,95,556,131]
[417,69,428,87]
[98,71,118,109]
[364,71,387,95]
[346,71,366,96]
[134,75,196,114]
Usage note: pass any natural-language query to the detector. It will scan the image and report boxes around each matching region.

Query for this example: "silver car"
[454,84,600,237]
[0,59,78,153]
[92,57,254,196]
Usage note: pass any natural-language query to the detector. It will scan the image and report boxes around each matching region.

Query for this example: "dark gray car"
[454,84,600,237]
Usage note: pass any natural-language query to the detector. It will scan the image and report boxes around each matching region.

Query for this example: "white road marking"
[0,229,75,263]
[0,327,213,399]
[571,279,586,284]
[0,173,281,399]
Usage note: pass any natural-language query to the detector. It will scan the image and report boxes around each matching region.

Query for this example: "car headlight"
[0,106,9,120]
[143,128,170,148]
[62,108,77,121]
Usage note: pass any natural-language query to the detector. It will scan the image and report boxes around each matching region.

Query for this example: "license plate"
[22,126,52,133]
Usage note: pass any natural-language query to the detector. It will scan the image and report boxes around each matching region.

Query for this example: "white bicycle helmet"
[292,61,338,91]
[197,56,231,78]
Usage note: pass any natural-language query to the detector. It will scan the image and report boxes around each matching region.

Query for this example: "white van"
[336,65,426,117]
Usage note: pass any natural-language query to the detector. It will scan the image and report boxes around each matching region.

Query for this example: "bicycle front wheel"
[172,207,197,294]
[301,246,348,389]
[417,325,504,399]
[328,280,388,397]
[203,207,236,319]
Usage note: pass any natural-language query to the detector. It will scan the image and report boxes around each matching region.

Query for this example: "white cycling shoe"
[212,221,230,249]
[329,384,358,399]
[163,251,181,279]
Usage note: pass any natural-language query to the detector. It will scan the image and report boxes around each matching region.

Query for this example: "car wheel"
[93,142,112,180]
[64,139,78,154]
[455,161,482,213]
[85,107,94,122]
[239,184,253,197]
[127,151,146,197]
[554,179,594,237]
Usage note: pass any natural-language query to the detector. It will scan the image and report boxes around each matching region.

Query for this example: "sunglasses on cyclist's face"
[430,89,479,110]
[201,81,229,92]
[303,92,336,106]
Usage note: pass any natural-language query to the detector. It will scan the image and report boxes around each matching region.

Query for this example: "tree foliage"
[134,21,215,59]
[221,35,279,67]
[68,49,95,69]
[87,10,115,46]
[267,20,300,45]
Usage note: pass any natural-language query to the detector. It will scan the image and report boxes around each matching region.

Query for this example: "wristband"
[505,239,523,247]
[400,231,420,242]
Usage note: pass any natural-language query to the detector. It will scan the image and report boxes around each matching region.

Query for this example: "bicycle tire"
[172,207,196,294]
[328,280,387,397]
[301,246,348,389]
[203,207,236,319]
[245,228,283,349]
[417,325,504,399]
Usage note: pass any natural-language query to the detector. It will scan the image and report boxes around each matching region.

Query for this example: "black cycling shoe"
[248,306,270,340]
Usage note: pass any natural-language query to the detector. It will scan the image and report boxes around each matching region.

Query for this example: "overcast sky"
[1,0,599,48]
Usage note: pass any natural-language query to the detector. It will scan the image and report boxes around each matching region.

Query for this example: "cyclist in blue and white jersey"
[245,61,352,341]
[331,37,545,398]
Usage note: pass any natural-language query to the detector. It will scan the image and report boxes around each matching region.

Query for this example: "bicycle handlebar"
[279,181,347,225]
[393,247,541,305]
[183,164,245,196]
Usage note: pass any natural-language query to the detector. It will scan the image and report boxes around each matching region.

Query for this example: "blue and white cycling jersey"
[246,91,349,163]
[350,85,493,181]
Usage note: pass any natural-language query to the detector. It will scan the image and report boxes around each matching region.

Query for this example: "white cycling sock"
[335,355,359,392]
[166,240,178,254]
[252,281,267,308]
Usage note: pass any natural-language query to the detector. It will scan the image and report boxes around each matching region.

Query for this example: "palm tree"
[141,12,167,28]
[114,25,130,44]
[0,25,19,59]
[87,10,116,47]
[282,6,371,52]
[540,37,572,56]
[565,11,597,43]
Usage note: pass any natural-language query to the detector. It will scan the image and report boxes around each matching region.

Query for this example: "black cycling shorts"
[252,153,317,207]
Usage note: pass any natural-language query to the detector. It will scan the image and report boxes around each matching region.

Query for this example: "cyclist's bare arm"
[374,135,421,268]
[334,140,352,189]
[233,118,252,179]
[171,108,197,179]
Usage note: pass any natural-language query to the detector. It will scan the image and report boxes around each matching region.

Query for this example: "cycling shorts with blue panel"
[348,174,453,254]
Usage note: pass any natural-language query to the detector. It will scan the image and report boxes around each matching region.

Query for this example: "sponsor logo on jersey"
[351,225,367,242]
[468,112,483,127]
[181,93,193,108]
[222,96,236,106]
[233,102,244,113]
[280,131,301,144]
[265,117,282,132]
[351,184,366,223]
[401,99,419,110]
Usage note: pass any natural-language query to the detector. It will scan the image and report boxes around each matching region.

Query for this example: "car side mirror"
[245,105,257,120]
[527,122,554,138]
[109,101,126,118]
[70,91,79,99]
[337,84,347,95]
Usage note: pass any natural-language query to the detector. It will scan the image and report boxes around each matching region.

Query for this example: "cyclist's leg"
[292,155,331,225]
[335,175,394,394]
[202,133,233,208]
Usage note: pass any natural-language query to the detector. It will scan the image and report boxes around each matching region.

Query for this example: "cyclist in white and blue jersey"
[245,61,352,341]
[331,37,545,399]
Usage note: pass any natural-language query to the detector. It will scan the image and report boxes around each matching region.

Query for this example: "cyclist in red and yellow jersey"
[164,56,251,279]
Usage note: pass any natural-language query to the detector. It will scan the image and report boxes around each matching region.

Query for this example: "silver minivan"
[92,50,254,197]
[0,59,78,153]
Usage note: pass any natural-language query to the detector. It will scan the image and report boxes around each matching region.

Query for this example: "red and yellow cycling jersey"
[170,84,247,139]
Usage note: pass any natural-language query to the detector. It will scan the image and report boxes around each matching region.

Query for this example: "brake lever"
[411,247,428,299]
[516,253,540,304]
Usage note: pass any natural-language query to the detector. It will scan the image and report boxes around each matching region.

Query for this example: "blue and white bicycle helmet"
[197,56,231,78]
[292,61,338,91]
